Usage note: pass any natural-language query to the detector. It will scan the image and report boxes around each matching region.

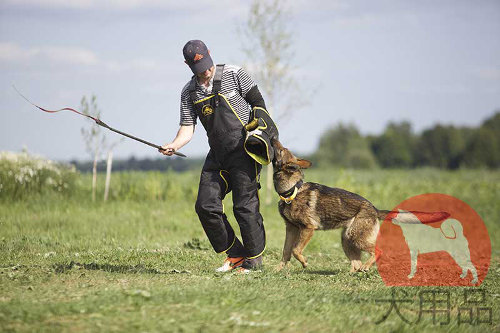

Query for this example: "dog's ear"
[296,158,312,169]
[285,163,301,172]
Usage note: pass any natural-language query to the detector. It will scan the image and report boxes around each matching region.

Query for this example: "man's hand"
[159,143,177,156]
[159,125,194,157]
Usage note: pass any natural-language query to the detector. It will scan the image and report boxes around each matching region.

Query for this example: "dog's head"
[271,138,312,174]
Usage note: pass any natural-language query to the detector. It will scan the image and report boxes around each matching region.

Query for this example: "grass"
[1,168,499,332]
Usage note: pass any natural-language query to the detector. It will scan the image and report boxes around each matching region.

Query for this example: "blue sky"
[1,0,499,161]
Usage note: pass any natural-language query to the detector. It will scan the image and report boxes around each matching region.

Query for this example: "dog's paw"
[275,262,286,272]
[407,273,415,279]
[359,265,370,272]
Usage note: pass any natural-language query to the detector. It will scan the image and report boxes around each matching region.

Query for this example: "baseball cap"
[183,40,214,75]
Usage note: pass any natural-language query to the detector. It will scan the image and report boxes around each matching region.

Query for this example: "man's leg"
[195,154,245,257]
[229,153,265,266]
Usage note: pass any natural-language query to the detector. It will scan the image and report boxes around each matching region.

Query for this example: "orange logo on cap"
[193,53,204,62]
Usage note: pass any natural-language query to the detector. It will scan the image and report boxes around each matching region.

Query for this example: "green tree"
[462,111,500,168]
[482,111,500,134]
[414,125,469,169]
[313,123,377,169]
[370,121,414,168]
[80,95,107,202]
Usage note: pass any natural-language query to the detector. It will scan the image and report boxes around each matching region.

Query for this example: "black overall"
[191,64,265,259]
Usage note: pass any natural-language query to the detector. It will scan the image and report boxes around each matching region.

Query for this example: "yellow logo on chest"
[202,105,214,116]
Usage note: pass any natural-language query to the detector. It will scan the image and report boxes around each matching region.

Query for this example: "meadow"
[1,155,499,332]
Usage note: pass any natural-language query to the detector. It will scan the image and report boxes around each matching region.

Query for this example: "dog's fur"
[272,139,390,272]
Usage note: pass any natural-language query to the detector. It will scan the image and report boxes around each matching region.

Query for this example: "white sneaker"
[215,257,245,272]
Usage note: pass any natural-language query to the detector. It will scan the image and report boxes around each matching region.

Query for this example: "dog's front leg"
[408,250,418,279]
[277,222,300,271]
[292,228,314,268]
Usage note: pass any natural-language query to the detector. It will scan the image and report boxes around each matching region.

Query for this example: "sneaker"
[234,267,252,274]
[216,257,245,272]
[235,256,263,274]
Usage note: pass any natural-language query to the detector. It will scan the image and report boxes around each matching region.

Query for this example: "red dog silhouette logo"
[376,193,491,286]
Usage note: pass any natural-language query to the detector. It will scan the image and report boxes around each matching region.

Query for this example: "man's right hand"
[159,125,194,157]
[159,143,176,156]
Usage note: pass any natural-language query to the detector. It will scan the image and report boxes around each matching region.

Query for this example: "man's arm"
[159,125,194,156]
[244,85,267,110]
[235,67,267,110]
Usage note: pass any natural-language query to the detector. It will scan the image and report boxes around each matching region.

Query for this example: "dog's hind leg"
[359,221,380,271]
[454,252,478,284]
[277,222,300,271]
[408,250,418,279]
[360,252,376,272]
[460,264,478,284]
[469,265,478,285]
[341,229,362,272]
[292,228,314,268]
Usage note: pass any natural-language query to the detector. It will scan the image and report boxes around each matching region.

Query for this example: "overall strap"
[188,75,198,105]
[212,64,225,94]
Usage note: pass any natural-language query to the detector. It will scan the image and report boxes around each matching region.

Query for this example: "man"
[160,40,276,272]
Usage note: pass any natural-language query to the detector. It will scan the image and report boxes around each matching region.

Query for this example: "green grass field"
[1,168,499,332]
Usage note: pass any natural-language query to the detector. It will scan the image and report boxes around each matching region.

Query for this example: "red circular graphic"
[376,193,491,286]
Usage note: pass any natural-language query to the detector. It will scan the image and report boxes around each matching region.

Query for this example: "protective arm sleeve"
[244,85,267,110]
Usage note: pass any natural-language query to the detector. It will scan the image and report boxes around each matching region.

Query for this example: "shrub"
[0,151,78,200]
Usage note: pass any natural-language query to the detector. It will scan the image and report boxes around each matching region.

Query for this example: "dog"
[272,139,393,272]
[391,210,478,284]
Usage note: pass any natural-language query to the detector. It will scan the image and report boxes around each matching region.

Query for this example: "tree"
[240,0,309,204]
[414,125,469,169]
[462,111,500,168]
[81,95,107,202]
[103,140,122,202]
[482,111,500,134]
[370,121,415,168]
[313,123,377,169]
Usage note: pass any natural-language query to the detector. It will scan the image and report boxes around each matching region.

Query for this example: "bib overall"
[191,64,265,259]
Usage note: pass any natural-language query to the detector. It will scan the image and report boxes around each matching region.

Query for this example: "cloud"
[1,1,249,27]
[476,67,500,81]
[2,0,246,12]
[104,58,171,73]
[0,42,177,74]
[0,42,98,66]
[397,84,471,96]
[292,0,349,12]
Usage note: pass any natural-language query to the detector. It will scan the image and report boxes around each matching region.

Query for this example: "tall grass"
[0,152,78,200]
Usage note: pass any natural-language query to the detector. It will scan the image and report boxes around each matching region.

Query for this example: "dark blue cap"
[182,40,214,75]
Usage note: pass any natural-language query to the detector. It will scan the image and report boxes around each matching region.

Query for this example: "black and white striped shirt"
[179,65,256,126]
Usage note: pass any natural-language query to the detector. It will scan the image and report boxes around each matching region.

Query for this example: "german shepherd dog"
[272,139,391,272]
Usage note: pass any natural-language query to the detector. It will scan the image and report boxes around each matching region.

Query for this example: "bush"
[0,151,78,200]
[312,123,378,169]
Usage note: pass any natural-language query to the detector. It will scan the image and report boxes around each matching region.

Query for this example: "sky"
[1,0,499,161]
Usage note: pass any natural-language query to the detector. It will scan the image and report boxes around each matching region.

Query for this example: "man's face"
[196,65,215,81]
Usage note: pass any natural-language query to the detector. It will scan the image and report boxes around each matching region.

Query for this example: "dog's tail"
[376,210,396,220]
[440,219,464,239]
[376,209,450,222]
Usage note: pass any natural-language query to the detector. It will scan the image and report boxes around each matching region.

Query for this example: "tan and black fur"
[272,139,390,272]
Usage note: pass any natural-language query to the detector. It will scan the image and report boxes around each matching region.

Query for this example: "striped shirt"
[179,65,256,126]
